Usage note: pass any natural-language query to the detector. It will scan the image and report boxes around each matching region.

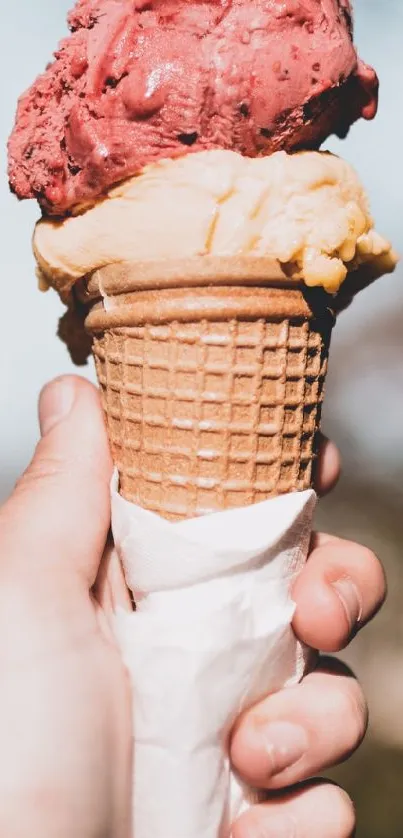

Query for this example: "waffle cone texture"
[83,258,334,520]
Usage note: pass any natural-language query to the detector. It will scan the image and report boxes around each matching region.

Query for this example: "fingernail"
[332,577,363,632]
[39,378,76,436]
[263,721,308,777]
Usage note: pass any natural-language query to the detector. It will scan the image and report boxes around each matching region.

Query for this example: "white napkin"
[111,476,316,838]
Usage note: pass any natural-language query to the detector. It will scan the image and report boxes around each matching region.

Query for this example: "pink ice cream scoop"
[8,0,378,216]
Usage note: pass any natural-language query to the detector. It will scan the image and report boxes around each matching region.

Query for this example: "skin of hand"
[0,376,385,838]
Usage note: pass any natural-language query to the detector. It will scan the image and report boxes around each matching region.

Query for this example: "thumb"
[0,376,112,588]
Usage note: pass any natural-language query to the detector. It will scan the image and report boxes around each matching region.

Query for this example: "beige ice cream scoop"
[34,150,396,300]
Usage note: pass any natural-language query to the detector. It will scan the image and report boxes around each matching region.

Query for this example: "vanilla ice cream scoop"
[34,150,396,298]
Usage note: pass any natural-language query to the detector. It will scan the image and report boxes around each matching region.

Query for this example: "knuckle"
[357,545,384,584]
[355,545,387,615]
[14,454,67,495]
[360,546,378,568]
[333,679,368,750]
[329,787,356,837]
[230,816,246,838]
[369,555,387,606]
[231,810,261,838]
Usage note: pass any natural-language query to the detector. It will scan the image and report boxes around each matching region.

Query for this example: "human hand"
[231,438,386,837]
[0,376,131,837]
[0,376,386,838]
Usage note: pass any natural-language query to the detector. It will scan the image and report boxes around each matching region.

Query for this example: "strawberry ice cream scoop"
[8,0,378,216]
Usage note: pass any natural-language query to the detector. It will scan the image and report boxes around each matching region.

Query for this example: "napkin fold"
[111,476,316,838]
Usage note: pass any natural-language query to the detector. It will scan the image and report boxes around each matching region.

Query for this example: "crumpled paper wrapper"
[111,475,316,838]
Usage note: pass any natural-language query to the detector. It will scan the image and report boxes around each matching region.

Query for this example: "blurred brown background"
[321,426,403,835]
[0,1,402,835]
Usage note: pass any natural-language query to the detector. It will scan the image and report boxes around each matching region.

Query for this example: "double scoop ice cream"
[9,0,395,302]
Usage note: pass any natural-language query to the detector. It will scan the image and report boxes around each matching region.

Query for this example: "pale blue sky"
[1,1,402,499]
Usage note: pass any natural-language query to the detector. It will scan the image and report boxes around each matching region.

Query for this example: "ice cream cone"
[82,256,334,521]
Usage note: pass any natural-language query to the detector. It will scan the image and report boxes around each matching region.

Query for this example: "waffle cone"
[83,257,334,520]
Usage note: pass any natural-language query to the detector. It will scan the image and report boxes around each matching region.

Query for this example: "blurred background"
[0,1,402,835]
